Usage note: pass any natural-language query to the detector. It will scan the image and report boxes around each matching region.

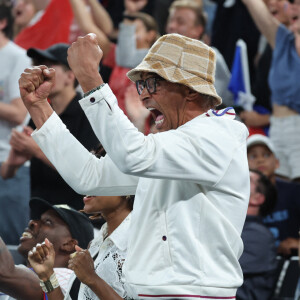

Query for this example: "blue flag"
[228,39,251,104]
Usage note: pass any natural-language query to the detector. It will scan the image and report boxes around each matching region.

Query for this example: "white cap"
[246,134,276,154]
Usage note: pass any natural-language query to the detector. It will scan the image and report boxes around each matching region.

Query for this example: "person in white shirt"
[18,32,250,299]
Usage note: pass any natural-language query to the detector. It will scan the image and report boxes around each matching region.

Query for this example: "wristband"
[39,272,59,293]
[83,83,106,98]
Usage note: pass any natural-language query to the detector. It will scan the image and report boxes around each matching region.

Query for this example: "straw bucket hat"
[127,33,222,105]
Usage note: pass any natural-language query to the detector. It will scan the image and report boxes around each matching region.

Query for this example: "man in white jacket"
[18,33,250,299]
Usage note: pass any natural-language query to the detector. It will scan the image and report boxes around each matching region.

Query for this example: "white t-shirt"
[0,41,31,161]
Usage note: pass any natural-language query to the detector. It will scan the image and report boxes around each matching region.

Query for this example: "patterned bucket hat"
[127,33,222,105]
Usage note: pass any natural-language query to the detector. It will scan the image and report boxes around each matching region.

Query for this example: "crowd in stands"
[0,0,299,299]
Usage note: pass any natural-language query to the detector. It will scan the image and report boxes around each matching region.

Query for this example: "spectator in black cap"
[0,197,94,300]
[1,43,99,210]
[28,145,135,300]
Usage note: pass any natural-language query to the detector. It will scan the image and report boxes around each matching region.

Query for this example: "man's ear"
[60,238,78,253]
[185,89,199,102]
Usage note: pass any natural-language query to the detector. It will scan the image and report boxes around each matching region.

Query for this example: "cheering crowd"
[0,0,300,299]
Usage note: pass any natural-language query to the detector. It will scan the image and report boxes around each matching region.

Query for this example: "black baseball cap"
[27,43,70,68]
[29,197,94,249]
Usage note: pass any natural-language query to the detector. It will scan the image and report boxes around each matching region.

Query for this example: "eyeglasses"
[136,77,164,95]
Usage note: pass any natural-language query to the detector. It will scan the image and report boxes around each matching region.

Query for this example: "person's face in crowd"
[248,171,264,213]
[83,195,130,220]
[18,209,73,258]
[288,0,300,33]
[124,18,156,49]
[247,144,279,178]
[166,7,204,39]
[47,64,74,97]
[138,72,189,132]
[13,0,36,29]
[267,0,290,25]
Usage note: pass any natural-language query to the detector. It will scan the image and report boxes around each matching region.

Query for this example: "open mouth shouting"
[20,230,33,241]
[148,107,165,130]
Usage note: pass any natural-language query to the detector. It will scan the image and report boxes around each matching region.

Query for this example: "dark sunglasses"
[136,77,164,95]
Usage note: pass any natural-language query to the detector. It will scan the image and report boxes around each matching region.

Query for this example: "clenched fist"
[67,33,103,93]
[19,66,55,110]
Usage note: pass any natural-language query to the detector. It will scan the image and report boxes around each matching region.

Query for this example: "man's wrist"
[39,271,59,293]
[38,269,55,282]
[84,83,106,97]
[26,101,54,130]
[84,271,100,288]
[77,73,103,93]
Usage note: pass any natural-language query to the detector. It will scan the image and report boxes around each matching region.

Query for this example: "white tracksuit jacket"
[32,84,250,299]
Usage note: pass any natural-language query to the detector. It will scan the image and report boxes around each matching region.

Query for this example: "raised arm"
[69,0,112,58]
[242,0,280,48]
[87,0,113,36]
[0,237,44,300]
[19,46,138,196]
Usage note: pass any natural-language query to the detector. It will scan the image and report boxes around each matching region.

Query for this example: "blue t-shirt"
[268,25,300,113]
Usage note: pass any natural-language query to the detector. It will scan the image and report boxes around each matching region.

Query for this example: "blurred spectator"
[247,134,300,255]
[165,0,234,106]
[102,10,159,133]
[237,169,278,300]
[242,0,300,183]
[0,0,31,245]
[1,43,99,210]
[239,0,291,134]
[68,0,112,57]
[14,0,73,49]
[69,0,113,44]
[12,0,37,36]
[103,0,155,40]
[0,197,94,300]
[211,0,260,84]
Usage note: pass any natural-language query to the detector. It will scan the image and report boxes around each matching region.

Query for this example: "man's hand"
[68,34,103,93]
[7,147,30,167]
[19,66,55,111]
[125,0,148,14]
[9,127,38,158]
[28,238,56,281]
[68,245,97,286]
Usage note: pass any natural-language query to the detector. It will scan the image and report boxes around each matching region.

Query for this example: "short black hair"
[250,169,277,217]
[0,1,13,39]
